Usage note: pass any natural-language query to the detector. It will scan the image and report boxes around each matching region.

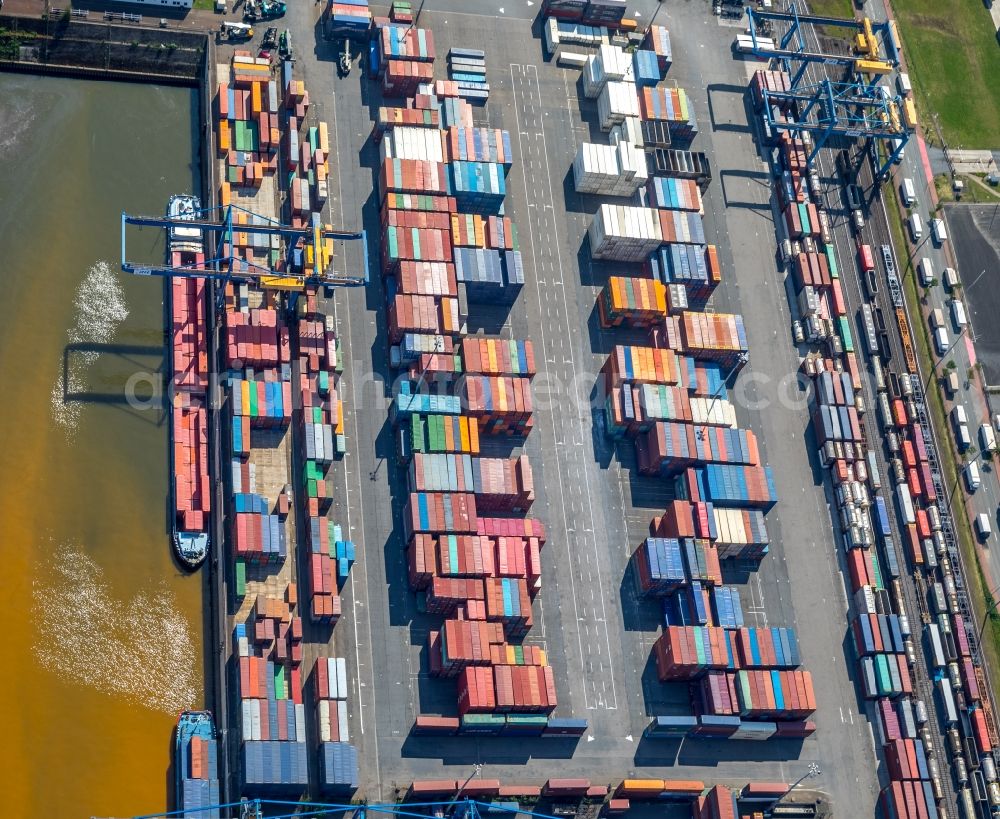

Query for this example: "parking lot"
[256,0,885,807]
[946,203,1000,387]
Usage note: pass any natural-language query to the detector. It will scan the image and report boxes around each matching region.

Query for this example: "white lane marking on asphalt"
[510,62,591,711]
[330,91,381,794]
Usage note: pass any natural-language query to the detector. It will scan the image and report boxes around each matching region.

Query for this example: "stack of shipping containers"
[214,52,360,796]
[559,26,818,744]
[371,16,583,740]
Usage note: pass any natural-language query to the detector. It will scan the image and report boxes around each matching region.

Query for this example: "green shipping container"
[462,713,506,726]
[235,559,247,598]
[736,670,752,712]
[249,382,258,417]
[875,654,891,695]
[274,664,285,699]
[871,549,884,591]
[506,715,548,726]
[304,460,323,482]
[694,630,706,666]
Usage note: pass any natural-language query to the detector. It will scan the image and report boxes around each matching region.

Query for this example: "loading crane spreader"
[121,202,368,311]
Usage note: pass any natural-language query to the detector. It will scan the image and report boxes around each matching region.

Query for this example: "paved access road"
[265,0,882,807]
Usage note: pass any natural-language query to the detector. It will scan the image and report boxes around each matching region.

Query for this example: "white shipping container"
[573,142,647,197]
[598,81,639,130]
[338,699,350,742]
[295,702,306,743]
[318,699,332,742]
[241,700,254,742]
[689,397,738,428]
[557,51,588,68]
[582,55,604,98]
[896,483,915,525]
[250,698,262,741]
[327,657,340,698]
[336,657,349,700]
[380,126,444,163]
[544,19,560,56]
[599,44,628,80]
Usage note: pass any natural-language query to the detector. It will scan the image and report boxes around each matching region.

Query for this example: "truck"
[909,213,923,241]
[965,461,981,492]
[934,326,949,356]
[900,177,916,207]
[942,266,959,291]
[980,422,997,453]
[931,218,948,245]
[918,257,934,286]
[950,298,967,331]
[221,21,254,39]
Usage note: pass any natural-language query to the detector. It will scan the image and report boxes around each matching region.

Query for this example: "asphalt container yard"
[210,0,888,809]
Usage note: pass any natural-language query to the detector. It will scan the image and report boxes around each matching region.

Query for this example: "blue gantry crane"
[745,4,900,86]
[121,201,368,311]
[126,797,576,819]
[759,77,910,175]
[741,3,914,177]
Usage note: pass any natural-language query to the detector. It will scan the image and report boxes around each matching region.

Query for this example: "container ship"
[174,710,221,817]
[167,194,212,569]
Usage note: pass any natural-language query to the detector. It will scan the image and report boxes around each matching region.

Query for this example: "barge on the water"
[167,194,212,569]
[175,710,221,817]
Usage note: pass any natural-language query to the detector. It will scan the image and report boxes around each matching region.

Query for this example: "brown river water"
[0,73,205,817]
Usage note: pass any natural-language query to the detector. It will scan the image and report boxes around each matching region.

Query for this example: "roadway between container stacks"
[510,62,619,715]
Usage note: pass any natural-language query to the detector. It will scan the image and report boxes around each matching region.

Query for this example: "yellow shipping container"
[219,181,231,208]
[903,98,917,130]
[335,400,345,435]
[619,779,666,794]
[218,120,231,154]
[319,121,330,154]
[251,82,262,115]
[468,416,480,454]
[240,380,251,413]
